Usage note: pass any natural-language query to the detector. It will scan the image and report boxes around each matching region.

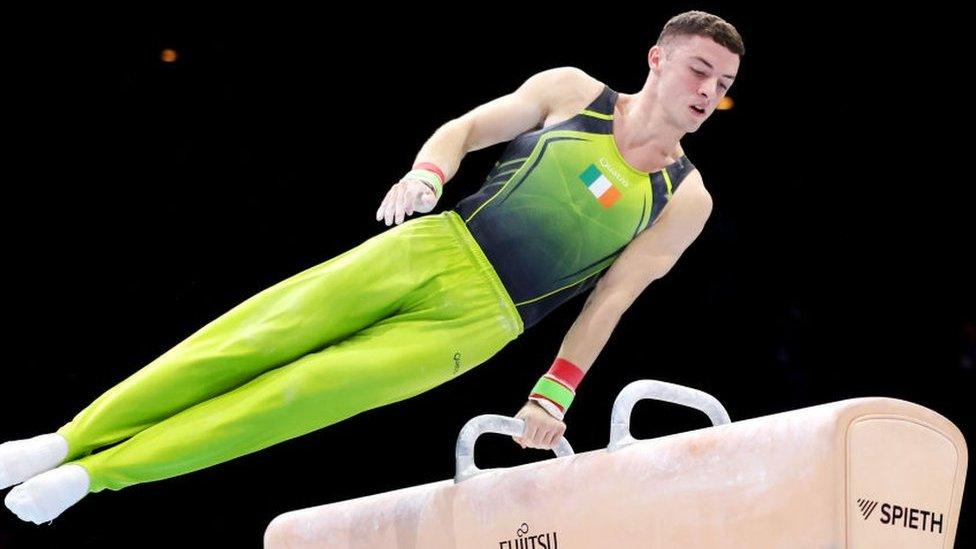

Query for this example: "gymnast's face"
[651,34,739,132]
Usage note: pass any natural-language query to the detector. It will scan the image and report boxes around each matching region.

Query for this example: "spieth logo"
[857,498,880,520]
[498,522,559,548]
[856,497,945,534]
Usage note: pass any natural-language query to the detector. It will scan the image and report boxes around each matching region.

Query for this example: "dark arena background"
[2,4,972,547]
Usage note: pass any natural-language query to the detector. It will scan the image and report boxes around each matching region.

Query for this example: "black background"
[2,4,972,547]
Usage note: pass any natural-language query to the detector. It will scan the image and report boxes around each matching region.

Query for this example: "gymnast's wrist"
[527,357,586,421]
[406,162,445,200]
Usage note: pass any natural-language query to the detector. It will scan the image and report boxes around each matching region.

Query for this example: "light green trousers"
[56,210,524,493]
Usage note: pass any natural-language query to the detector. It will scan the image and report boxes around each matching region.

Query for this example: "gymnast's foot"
[0,433,69,490]
[4,464,89,524]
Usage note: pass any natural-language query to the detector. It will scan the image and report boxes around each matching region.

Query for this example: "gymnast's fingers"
[394,182,408,225]
[384,182,401,226]
[376,185,395,222]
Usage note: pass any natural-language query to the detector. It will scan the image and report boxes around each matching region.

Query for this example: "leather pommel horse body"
[265,380,968,548]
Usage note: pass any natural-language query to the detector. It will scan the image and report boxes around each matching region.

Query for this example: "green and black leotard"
[453,84,698,330]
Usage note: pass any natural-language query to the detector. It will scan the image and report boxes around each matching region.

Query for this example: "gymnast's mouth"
[689,105,706,116]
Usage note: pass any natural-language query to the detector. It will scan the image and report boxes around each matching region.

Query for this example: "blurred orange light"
[717,96,734,110]
[161,49,178,63]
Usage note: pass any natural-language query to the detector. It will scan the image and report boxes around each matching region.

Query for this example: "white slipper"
[0,433,69,490]
[4,463,90,524]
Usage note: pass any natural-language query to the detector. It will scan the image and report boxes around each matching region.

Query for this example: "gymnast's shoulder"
[453,66,601,152]
[525,66,605,116]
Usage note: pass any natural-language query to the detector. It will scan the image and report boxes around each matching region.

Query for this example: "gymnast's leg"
[5,210,521,522]
[3,211,523,523]
[0,217,434,520]
[68,305,513,495]
[53,229,409,464]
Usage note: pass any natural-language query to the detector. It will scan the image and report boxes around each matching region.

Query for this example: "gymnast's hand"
[376,177,439,226]
[513,400,567,450]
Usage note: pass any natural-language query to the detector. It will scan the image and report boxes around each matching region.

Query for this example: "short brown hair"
[657,10,745,58]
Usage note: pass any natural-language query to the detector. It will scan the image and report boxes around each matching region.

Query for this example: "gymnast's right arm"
[376,66,587,226]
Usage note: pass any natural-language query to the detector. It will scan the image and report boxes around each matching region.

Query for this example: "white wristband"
[529,396,565,421]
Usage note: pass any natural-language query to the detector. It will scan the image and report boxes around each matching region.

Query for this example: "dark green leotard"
[453,84,698,329]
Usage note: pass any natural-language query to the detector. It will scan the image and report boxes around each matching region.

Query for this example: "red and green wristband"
[528,357,586,421]
[405,162,445,200]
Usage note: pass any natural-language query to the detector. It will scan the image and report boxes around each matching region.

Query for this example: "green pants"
[56,210,524,493]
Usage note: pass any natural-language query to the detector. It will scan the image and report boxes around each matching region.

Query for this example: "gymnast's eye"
[691,68,705,76]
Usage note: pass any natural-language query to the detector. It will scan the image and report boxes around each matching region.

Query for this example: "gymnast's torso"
[452,77,698,330]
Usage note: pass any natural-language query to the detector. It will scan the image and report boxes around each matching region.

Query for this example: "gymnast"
[1,10,742,524]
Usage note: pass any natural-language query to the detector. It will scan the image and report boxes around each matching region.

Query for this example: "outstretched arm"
[417,66,588,183]
[558,172,713,376]
[514,172,713,448]
[376,67,590,225]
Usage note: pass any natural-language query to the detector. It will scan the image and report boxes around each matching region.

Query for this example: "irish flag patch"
[579,164,621,208]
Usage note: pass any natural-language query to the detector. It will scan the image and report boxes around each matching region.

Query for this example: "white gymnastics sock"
[0,433,69,490]
[4,464,90,524]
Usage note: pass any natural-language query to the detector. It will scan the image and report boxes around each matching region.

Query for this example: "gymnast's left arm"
[517,172,714,446]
